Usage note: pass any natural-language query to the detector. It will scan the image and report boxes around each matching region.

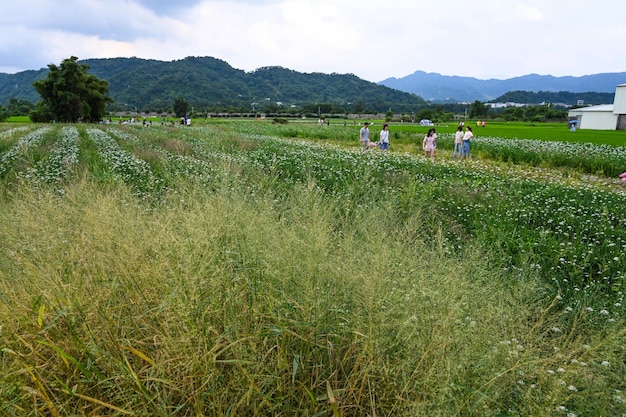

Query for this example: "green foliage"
[28,101,53,123]
[0,104,7,122]
[172,96,190,118]
[469,100,489,118]
[416,108,435,121]
[5,98,34,116]
[496,90,614,106]
[501,105,567,122]
[31,56,113,122]
[5,57,427,114]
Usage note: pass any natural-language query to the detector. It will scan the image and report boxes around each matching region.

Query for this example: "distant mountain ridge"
[1,56,624,110]
[378,71,626,102]
[0,56,426,113]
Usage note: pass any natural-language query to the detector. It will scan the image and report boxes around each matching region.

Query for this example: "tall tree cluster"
[31,56,113,123]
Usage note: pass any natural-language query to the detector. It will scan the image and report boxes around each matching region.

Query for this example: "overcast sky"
[1,0,625,82]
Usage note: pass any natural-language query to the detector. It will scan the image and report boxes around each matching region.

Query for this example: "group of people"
[359,122,390,152]
[453,125,474,158]
[358,121,474,160]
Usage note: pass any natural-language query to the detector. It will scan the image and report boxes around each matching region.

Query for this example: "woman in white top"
[379,123,390,150]
[453,125,464,158]
[461,126,473,158]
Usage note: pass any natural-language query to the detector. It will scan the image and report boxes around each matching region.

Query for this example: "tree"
[31,56,113,122]
[468,100,489,119]
[173,97,190,118]
[416,108,435,121]
[7,98,34,116]
[0,104,7,122]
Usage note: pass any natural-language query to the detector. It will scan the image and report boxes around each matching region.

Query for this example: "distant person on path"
[423,128,437,162]
[379,123,390,151]
[453,125,464,158]
[359,121,371,152]
[461,126,473,158]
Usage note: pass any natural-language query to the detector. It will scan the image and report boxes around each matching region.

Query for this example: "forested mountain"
[492,90,615,106]
[2,55,623,113]
[0,70,48,104]
[0,56,426,113]
[379,71,626,103]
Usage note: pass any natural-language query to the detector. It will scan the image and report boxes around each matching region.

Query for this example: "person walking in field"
[423,128,437,162]
[379,123,390,151]
[453,125,463,158]
[360,121,371,152]
[461,126,473,158]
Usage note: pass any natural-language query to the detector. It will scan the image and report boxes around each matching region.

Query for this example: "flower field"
[0,121,624,416]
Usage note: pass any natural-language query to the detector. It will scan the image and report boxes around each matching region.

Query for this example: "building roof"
[577,104,614,112]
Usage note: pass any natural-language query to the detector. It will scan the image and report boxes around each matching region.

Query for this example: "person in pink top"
[423,128,437,162]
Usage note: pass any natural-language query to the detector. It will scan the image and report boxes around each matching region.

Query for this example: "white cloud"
[515,4,544,21]
[1,0,626,81]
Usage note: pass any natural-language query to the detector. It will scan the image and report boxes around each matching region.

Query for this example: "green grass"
[2,179,622,416]
[0,122,624,416]
[4,116,31,123]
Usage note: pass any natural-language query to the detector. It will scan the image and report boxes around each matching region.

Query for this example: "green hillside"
[493,90,615,105]
[0,56,427,114]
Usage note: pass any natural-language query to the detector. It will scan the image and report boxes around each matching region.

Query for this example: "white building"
[568,84,626,130]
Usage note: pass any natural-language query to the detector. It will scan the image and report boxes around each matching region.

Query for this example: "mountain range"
[378,71,626,102]
[0,56,426,113]
[0,56,624,111]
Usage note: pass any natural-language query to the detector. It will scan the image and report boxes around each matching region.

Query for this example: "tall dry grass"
[0,176,623,416]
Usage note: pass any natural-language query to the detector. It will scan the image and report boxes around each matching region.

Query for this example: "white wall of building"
[612,84,626,114]
[579,108,618,130]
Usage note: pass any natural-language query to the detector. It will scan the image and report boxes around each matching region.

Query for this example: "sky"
[1,0,625,82]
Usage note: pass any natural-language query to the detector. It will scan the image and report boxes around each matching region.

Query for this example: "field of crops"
[1,121,624,416]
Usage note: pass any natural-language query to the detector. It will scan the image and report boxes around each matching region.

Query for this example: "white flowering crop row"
[446,134,626,177]
[87,128,158,196]
[29,126,80,186]
[0,127,51,176]
[107,127,223,188]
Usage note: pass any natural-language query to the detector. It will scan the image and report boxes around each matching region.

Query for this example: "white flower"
[601,361,610,366]
[600,309,609,315]
[568,385,578,391]
[586,307,594,312]
[557,367,566,373]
